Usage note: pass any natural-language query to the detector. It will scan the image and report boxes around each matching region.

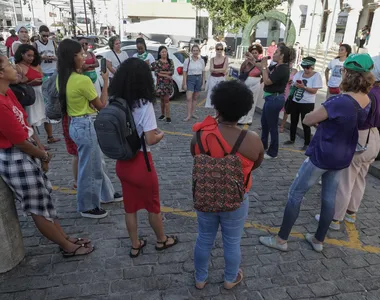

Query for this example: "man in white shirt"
[105,36,129,82]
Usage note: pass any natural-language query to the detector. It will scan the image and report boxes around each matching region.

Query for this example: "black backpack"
[94,97,151,170]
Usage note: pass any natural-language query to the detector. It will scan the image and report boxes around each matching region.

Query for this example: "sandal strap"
[157,235,173,245]
[132,239,146,250]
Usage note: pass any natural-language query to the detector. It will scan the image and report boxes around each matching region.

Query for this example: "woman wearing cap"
[238,44,264,125]
[325,44,351,99]
[104,36,129,83]
[323,55,380,230]
[283,57,323,150]
[205,43,228,109]
[260,53,374,253]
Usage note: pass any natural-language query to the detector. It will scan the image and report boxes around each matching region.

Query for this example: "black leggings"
[290,102,315,145]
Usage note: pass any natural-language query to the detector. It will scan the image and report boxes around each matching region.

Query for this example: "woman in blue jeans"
[190,80,264,289]
[257,45,295,159]
[260,53,375,252]
[57,39,120,219]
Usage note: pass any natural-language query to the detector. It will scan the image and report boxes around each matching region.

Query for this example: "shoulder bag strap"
[112,50,122,64]
[230,130,248,154]
[141,133,151,172]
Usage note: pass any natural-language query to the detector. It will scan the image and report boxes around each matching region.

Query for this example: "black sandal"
[59,236,91,251]
[129,239,147,258]
[155,235,178,251]
[62,244,95,258]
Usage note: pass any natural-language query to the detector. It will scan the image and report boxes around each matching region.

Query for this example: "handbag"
[355,130,370,153]
[238,65,256,82]
[9,83,36,108]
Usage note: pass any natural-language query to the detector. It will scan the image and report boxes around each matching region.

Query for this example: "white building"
[0,0,23,30]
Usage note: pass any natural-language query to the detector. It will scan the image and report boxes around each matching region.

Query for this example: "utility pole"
[307,0,318,56]
[70,0,76,37]
[284,0,293,44]
[89,0,96,35]
[83,0,89,35]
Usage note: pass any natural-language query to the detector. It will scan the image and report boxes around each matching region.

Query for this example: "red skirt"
[62,114,78,156]
[116,151,160,214]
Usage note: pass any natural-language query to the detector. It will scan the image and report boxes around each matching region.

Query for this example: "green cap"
[344,53,374,73]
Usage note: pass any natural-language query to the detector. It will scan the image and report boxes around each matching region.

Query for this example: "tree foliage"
[191,0,283,33]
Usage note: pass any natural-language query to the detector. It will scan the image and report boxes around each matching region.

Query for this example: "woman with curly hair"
[260,53,374,253]
[111,58,178,258]
[238,43,264,125]
[191,80,264,289]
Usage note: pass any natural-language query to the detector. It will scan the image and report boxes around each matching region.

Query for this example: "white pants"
[334,128,380,221]
[205,75,226,108]
[238,77,263,124]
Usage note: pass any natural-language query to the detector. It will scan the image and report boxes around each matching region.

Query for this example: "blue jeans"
[187,75,202,92]
[194,195,249,283]
[278,158,343,242]
[261,94,285,157]
[69,116,115,212]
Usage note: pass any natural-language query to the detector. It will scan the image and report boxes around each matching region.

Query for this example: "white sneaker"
[264,154,277,159]
[314,214,340,230]
[259,236,288,251]
[305,233,323,252]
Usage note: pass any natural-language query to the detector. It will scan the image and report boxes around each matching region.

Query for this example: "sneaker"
[264,154,277,159]
[305,233,323,252]
[158,115,165,121]
[315,214,340,230]
[301,145,308,151]
[259,236,288,251]
[101,192,123,204]
[283,140,295,145]
[80,207,108,219]
[166,117,172,124]
[344,213,356,223]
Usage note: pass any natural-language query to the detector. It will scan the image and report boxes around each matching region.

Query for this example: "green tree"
[191,0,283,33]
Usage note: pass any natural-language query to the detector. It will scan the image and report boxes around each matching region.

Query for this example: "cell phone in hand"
[296,80,302,84]
[100,58,107,73]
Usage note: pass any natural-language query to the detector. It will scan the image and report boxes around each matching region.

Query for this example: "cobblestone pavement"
[2,92,380,300]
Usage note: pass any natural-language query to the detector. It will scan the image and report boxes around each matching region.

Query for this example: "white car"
[93,39,160,58]
[97,45,188,99]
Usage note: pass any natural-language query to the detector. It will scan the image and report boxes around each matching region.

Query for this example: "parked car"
[178,37,203,52]
[93,38,160,58]
[72,35,108,50]
[96,45,188,99]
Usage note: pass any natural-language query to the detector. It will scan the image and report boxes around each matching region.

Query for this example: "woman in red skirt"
[110,57,178,258]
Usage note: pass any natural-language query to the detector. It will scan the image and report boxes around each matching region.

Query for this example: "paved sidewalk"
[1,93,380,300]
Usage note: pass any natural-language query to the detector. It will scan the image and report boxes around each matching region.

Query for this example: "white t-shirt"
[132,99,157,151]
[327,58,344,88]
[292,71,323,104]
[133,52,156,66]
[105,50,129,78]
[183,57,205,75]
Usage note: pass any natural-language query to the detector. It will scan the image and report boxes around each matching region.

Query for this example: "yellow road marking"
[162,130,193,137]
[53,185,380,254]
[197,98,207,107]
[279,147,304,153]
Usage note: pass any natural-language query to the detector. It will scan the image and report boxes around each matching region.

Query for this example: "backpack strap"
[141,133,151,172]
[230,130,248,154]
[196,130,206,154]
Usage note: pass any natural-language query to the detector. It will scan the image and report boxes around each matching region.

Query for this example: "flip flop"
[47,136,61,144]
[62,244,95,258]
[224,269,243,290]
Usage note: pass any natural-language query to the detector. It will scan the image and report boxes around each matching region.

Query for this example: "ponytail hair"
[277,45,296,64]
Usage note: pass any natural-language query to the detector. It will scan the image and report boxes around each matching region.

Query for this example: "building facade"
[0,0,23,30]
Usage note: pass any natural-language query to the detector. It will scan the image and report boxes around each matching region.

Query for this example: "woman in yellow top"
[57,39,119,219]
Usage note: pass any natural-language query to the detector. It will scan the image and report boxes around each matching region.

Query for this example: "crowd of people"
[2,24,380,290]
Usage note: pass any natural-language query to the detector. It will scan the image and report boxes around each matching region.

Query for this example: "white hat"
[372,55,380,81]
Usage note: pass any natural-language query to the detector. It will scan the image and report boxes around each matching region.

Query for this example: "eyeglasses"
[216,48,223,51]
[41,34,49,38]
[75,53,87,58]
[0,60,16,71]
[82,42,88,46]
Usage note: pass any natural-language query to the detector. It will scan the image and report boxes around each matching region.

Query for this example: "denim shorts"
[187,74,202,92]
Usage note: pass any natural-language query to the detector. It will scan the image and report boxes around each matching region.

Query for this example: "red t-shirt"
[0,89,31,149]
[5,36,19,56]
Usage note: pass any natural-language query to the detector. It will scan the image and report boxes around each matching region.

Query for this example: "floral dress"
[154,59,174,97]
